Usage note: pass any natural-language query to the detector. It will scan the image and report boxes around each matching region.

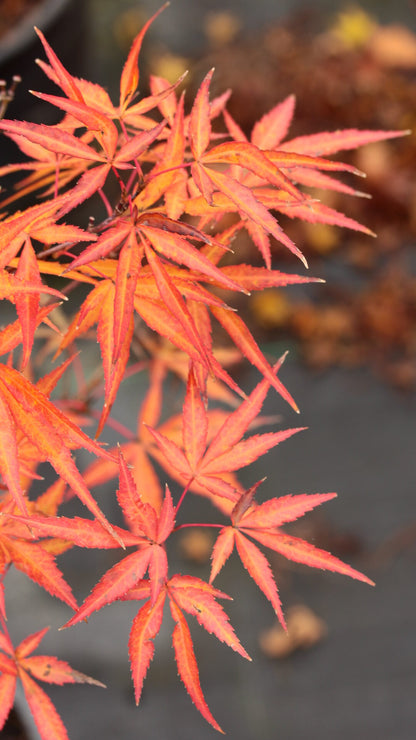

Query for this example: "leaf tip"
[278,614,288,632]
[352,168,367,178]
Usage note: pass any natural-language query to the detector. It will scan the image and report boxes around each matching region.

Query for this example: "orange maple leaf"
[0,363,120,542]
[210,481,374,629]
[0,624,104,740]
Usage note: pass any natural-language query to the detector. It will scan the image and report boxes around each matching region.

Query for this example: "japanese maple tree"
[0,5,406,737]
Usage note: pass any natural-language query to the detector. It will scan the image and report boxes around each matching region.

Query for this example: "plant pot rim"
[0,0,74,67]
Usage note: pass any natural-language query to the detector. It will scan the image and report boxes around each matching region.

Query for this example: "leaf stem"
[173,522,223,532]
[174,477,194,516]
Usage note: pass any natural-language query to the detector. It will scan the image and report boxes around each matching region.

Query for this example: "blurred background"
[1,1,416,739]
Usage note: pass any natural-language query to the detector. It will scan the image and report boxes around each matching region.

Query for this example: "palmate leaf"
[62,465,175,628]
[0,109,164,216]
[63,242,247,419]
[210,484,374,628]
[191,77,302,207]
[0,10,404,738]
[0,193,97,272]
[34,23,172,134]
[122,573,248,733]
[220,96,407,260]
[138,221,242,294]
[188,74,310,267]
[123,580,225,732]
[0,364,122,541]
[168,574,250,660]
[0,625,104,740]
[147,361,304,506]
[82,354,239,518]
[168,575,249,732]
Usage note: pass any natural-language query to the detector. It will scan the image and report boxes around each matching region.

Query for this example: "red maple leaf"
[147,361,305,506]
[210,481,374,629]
[0,492,76,610]
[0,6,406,737]
[0,623,104,740]
[119,572,250,733]
[0,363,120,541]
[61,452,175,628]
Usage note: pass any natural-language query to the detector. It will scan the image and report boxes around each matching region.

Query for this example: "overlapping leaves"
[0,4,400,736]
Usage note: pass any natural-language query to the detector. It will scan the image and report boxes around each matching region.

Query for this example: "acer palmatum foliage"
[0,6,405,737]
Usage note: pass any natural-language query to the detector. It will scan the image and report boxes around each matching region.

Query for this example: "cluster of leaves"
[0,6,404,737]
[206,8,416,388]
